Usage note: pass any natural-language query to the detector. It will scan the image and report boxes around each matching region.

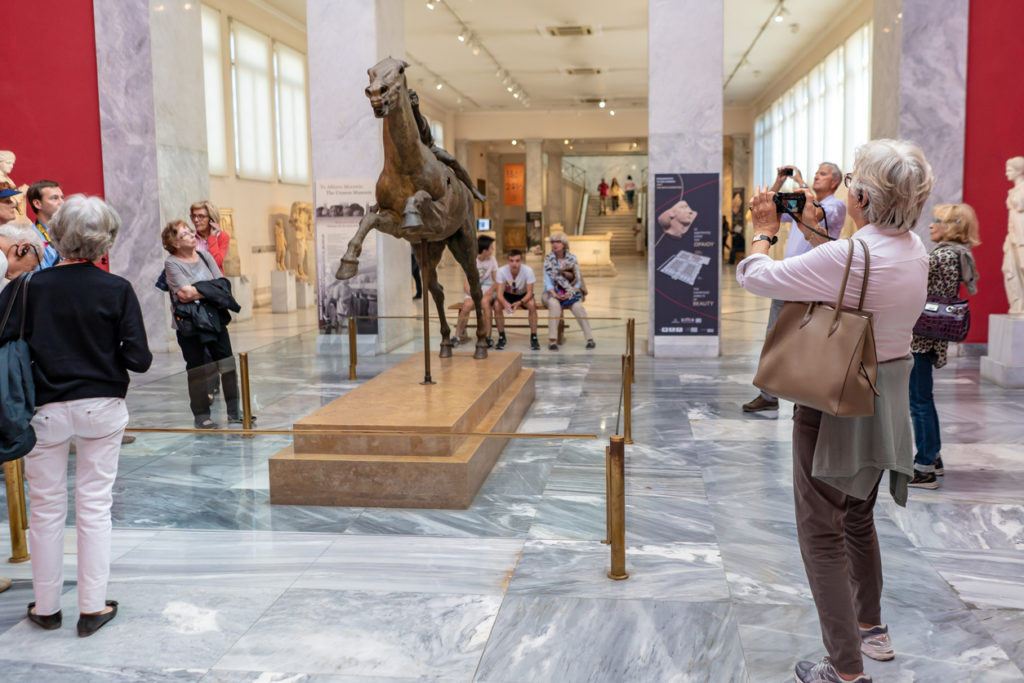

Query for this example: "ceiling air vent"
[547,25,594,37]
[566,67,602,76]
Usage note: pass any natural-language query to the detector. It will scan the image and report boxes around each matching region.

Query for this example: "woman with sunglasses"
[907,204,980,489]
[189,200,230,270]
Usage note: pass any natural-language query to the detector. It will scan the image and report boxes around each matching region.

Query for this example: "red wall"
[2,2,104,206]
[962,0,1024,342]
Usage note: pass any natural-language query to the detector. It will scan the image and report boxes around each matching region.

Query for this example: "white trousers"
[542,291,594,342]
[24,397,128,615]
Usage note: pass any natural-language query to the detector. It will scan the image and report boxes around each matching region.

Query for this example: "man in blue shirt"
[25,179,64,268]
[743,162,847,413]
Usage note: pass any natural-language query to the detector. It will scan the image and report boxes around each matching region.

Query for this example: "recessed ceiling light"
[609,110,615,116]
[426,0,436,9]
[434,81,444,90]
[598,99,606,108]
[457,31,467,42]
[511,139,518,146]
[564,139,569,145]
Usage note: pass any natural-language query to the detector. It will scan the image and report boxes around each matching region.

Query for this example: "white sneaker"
[794,657,872,682]
[859,624,895,661]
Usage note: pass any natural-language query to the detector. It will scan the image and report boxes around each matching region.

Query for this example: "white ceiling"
[262,0,859,112]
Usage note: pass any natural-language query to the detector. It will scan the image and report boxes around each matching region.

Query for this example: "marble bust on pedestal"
[1003,156,1024,316]
[0,150,29,221]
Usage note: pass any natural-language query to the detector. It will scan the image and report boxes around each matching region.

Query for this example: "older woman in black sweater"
[0,195,151,637]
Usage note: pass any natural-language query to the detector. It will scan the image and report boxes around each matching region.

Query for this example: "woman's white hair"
[849,139,934,233]
[48,195,121,261]
[549,231,570,253]
[0,222,45,251]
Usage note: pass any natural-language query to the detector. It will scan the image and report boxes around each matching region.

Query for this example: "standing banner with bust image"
[653,173,720,336]
[314,179,378,334]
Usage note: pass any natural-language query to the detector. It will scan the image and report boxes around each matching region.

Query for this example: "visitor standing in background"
[597,178,609,215]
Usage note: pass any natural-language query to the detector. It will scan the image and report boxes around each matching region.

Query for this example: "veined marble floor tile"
[542,463,707,500]
[902,469,1024,505]
[293,536,522,595]
[475,459,554,497]
[109,530,334,587]
[517,416,572,433]
[939,443,1024,473]
[343,494,540,538]
[507,539,729,602]
[880,500,1024,550]
[203,672,463,683]
[689,417,794,442]
[528,492,716,544]
[938,421,1024,444]
[0,528,158,582]
[920,548,1024,609]
[0,582,290,670]
[976,609,1024,673]
[719,543,814,605]
[215,588,500,679]
[0,660,204,682]
[474,596,748,683]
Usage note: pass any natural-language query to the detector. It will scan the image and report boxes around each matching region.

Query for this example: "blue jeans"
[909,352,941,471]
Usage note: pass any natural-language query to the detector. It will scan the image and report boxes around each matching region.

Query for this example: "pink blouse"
[736,225,928,361]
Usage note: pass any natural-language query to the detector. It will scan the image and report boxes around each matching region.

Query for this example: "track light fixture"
[457,31,467,42]
[598,99,606,109]
[426,0,436,10]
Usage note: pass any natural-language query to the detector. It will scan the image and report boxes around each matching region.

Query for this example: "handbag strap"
[0,271,33,340]
[856,238,870,310]
[831,239,856,329]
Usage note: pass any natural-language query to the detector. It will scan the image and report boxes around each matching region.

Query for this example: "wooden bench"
[447,303,569,344]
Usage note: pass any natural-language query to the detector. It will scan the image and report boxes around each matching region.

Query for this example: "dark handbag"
[558,289,582,308]
[0,273,37,463]
[913,295,970,342]
[752,239,879,418]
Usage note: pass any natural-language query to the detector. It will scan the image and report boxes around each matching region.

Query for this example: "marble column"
[525,140,543,214]
[871,0,969,244]
[94,0,210,352]
[545,151,564,237]
[648,0,723,357]
[307,0,413,353]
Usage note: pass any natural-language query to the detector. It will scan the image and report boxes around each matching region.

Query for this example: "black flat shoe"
[27,602,62,630]
[77,600,118,637]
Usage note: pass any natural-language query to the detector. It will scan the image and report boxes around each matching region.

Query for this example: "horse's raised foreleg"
[336,211,394,280]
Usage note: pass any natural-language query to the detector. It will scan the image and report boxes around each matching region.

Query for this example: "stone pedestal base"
[228,276,253,322]
[271,270,296,313]
[269,351,535,508]
[980,314,1024,388]
[296,280,315,309]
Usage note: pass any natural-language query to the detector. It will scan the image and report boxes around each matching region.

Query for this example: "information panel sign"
[653,173,720,336]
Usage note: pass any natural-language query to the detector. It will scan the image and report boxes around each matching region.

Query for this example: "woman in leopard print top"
[908,203,980,488]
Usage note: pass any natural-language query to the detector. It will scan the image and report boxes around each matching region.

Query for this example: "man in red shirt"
[597,178,609,215]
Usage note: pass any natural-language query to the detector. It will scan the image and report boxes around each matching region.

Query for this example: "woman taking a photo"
[542,232,595,351]
[737,139,933,683]
[0,195,151,637]
[162,219,242,429]
[908,203,980,489]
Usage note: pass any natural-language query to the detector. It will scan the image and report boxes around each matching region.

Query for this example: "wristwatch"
[753,234,778,246]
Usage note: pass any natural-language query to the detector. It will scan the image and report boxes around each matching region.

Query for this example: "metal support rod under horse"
[335,57,489,367]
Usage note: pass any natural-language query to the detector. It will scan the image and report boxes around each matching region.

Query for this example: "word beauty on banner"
[314,179,378,334]
[652,173,720,336]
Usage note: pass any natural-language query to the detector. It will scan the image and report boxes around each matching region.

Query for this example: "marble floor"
[1,256,1023,682]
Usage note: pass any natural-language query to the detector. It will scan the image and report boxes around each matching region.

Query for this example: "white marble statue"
[274,217,287,271]
[1004,156,1024,316]
[289,201,313,280]
[0,150,29,221]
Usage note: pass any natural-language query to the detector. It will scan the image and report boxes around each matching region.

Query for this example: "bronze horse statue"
[336,57,487,359]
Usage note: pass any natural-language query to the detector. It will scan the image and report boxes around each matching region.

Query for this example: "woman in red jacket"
[189,200,230,270]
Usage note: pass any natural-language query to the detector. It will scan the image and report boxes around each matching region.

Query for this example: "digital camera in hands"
[774,192,806,215]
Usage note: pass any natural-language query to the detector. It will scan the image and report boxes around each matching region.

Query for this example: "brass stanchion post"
[602,445,611,545]
[239,352,254,438]
[607,435,628,580]
[419,240,434,385]
[628,318,636,384]
[5,459,30,563]
[623,354,633,445]
[348,317,357,380]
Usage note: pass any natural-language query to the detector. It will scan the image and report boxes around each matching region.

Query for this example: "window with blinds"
[201,6,227,176]
[754,23,873,186]
[230,20,274,181]
[274,42,309,184]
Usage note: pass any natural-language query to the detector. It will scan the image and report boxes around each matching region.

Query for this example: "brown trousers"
[793,405,884,674]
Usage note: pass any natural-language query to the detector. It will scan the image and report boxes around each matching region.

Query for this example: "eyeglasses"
[843,173,854,188]
[190,214,209,221]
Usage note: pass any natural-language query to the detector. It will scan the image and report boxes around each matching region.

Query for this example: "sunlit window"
[230,20,274,181]
[200,6,227,176]
[755,23,873,185]
[274,42,309,184]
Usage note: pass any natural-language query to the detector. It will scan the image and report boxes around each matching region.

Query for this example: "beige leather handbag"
[753,238,879,417]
